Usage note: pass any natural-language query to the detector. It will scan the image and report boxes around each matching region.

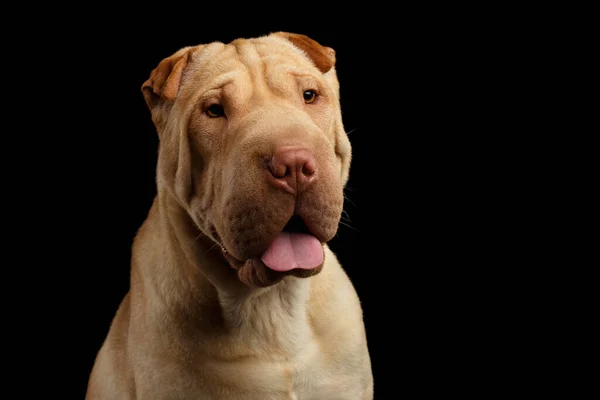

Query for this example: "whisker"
[346,127,360,136]
[341,209,351,223]
[206,240,221,252]
[343,195,356,207]
[338,220,359,232]
[186,231,206,247]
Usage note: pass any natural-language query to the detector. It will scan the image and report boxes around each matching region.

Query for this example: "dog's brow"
[276,64,317,77]
[206,79,234,92]
[203,72,239,93]
[288,71,315,78]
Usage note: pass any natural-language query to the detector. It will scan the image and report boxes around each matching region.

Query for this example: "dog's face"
[142,32,351,287]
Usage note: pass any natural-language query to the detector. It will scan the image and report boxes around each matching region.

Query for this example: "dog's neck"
[138,189,311,333]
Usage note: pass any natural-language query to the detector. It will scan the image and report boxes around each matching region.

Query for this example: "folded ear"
[141,46,193,108]
[273,32,336,73]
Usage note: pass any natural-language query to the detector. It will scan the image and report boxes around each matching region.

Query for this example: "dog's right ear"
[273,32,336,73]
[141,46,193,109]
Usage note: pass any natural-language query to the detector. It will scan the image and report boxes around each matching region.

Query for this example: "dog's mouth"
[217,214,325,286]
[260,215,324,271]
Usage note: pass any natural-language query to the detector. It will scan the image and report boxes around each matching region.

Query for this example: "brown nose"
[267,146,317,195]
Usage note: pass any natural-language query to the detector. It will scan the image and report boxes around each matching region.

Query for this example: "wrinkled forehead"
[179,36,323,101]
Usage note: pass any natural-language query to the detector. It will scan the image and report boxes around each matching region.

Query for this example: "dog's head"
[141,32,351,287]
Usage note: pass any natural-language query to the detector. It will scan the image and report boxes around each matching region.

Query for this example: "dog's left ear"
[273,32,336,73]
[141,46,193,108]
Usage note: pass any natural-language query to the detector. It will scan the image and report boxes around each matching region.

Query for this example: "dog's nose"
[267,146,317,195]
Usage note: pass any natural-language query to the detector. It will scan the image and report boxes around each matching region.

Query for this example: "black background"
[20,20,527,399]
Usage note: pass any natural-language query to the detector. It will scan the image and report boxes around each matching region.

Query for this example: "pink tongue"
[260,232,324,272]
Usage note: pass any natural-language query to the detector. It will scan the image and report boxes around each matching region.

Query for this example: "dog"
[86,32,373,399]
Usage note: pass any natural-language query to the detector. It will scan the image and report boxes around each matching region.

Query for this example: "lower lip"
[221,247,245,268]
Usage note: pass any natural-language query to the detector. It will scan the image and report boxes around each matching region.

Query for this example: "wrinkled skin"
[154,36,351,286]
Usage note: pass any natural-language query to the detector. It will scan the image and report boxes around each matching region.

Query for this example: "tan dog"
[86,32,373,399]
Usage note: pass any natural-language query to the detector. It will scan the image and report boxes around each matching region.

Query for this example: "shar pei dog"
[86,32,373,399]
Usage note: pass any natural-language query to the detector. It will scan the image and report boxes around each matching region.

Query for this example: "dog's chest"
[194,347,354,400]
[134,281,369,399]
[138,335,363,400]
[186,285,361,398]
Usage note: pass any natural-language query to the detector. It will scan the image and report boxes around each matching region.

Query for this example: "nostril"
[302,158,316,177]
[268,158,289,178]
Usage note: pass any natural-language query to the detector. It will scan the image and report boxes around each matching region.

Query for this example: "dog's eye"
[303,90,317,104]
[206,104,225,118]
